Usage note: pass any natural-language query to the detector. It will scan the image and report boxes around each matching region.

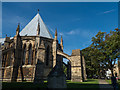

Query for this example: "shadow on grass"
[2,79,117,90]
[85,79,96,82]
[2,82,47,90]
[2,82,99,90]
[67,83,99,88]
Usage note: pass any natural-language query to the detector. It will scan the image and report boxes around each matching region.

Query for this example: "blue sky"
[2,2,118,62]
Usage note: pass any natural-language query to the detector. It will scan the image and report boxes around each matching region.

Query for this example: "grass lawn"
[2,79,99,89]
[67,79,99,88]
[105,79,111,84]
[117,80,120,88]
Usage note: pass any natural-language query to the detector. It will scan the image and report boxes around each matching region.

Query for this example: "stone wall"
[17,65,35,81]
[3,67,12,79]
[57,49,87,82]
[70,55,83,82]
[82,56,87,81]
[1,29,87,83]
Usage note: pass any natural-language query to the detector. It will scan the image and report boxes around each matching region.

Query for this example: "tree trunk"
[111,68,114,77]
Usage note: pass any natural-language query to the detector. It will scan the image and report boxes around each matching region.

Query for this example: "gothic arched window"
[46,46,50,66]
[23,44,26,65]
[28,44,32,64]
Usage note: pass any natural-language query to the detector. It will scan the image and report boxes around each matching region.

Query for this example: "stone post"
[11,24,22,82]
[48,29,66,88]
[47,64,67,88]
[82,56,87,81]
[52,29,57,67]
[34,40,45,83]
[70,49,83,82]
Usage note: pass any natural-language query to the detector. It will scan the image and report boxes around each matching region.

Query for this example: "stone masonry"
[0,11,87,82]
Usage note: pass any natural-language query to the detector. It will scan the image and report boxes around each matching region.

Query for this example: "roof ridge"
[38,13,53,38]
[20,12,53,39]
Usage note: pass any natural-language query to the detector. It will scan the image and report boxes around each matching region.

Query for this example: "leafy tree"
[82,29,120,78]
[82,46,100,78]
[103,30,120,76]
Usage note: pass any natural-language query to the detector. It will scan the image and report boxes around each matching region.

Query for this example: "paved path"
[99,79,114,90]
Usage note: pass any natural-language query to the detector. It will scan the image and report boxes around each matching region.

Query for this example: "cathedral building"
[0,10,87,82]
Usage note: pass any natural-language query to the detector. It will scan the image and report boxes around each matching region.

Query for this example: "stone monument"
[47,64,67,88]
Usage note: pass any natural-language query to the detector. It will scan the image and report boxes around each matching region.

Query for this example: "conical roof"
[20,13,53,39]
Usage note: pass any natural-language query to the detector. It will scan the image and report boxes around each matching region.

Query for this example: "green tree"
[82,46,100,78]
[82,29,120,78]
[103,29,120,77]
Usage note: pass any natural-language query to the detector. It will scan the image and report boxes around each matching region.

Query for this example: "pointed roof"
[20,13,53,39]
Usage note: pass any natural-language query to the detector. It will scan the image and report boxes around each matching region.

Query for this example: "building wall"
[1,33,86,82]
[1,35,62,82]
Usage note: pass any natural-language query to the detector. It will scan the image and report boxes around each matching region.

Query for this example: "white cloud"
[67,30,75,35]
[97,9,115,15]
[65,28,97,41]
[67,30,80,35]
[59,32,64,36]
[47,27,96,41]
[103,9,115,14]
[47,26,64,37]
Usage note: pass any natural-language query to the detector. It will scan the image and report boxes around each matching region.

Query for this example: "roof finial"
[38,9,39,13]
[61,35,63,42]
[54,28,57,40]
[16,23,20,36]
[55,28,57,36]
[16,23,20,31]
[60,35,63,50]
